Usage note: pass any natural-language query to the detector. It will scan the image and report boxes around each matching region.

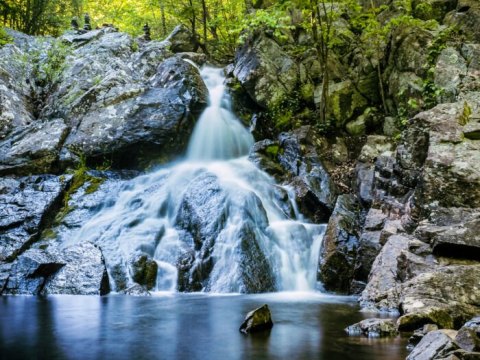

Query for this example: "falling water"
[71,64,325,293]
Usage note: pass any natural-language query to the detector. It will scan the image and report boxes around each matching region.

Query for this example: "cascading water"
[70,65,325,293]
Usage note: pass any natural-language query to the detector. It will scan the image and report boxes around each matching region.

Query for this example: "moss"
[458,101,472,126]
[0,27,12,47]
[265,144,283,158]
[41,228,57,240]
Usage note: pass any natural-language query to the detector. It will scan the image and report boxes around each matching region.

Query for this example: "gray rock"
[43,242,110,295]
[239,304,274,334]
[345,318,398,338]
[407,330,459,360]
[435,47,468,102]
[233,32,298,109]
[317,195,361,294]
[175,172,275,293]
[0,175,70,262]
[165,25,198,53]
[0,118,68,175]
[121,284,151,296]
[398,265,480,330]
[456,317,480,352]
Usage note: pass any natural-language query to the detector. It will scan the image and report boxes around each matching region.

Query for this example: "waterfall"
[70,64,325,293]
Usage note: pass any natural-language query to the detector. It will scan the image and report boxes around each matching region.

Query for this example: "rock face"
[407,330,460,360]
[233,32,298,109]
[1,242,110,295]
[239,304,274,334]
[345,318,398,338]
[0,175,70,262]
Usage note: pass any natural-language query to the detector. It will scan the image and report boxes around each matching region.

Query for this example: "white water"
[70,65,325,293]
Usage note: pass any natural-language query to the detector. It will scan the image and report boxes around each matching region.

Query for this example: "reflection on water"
[0,294,408,360]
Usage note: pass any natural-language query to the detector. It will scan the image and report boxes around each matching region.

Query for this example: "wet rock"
[129,252,158,290]
[345,318,398,338]
[318,195,361,294]
[239,304,274,334]
[1,248,65,295]
[0,175,70,262]
[175,172,275,293]
[0,118,68,175]
[121,284,151,296]
[165,25,198,53]
[43,242,110,295]
[233,32,298,109]
[456,317,480,352]
[407,330,459,360]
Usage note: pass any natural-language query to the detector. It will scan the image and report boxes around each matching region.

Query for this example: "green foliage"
[458,101,472,126]
[235,7,294,44]
[0,27,13,46]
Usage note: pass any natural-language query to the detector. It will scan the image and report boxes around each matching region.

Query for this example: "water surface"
[0,293,408,360]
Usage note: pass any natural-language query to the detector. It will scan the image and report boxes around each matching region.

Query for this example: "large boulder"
[233,32,298,109]
[165,25,198,53]
[175,171,276,293]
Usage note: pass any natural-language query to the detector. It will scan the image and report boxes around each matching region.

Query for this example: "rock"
[360,235,409,311]
[358,135,394,163]
[175,172,276,293]
[121,284,151,296]
[63,55,208,166]
[414,103,480,209]
[383,116,400,136]
[317,195,361,294]
[435,47,468,102]
[43,242,110,295]
[1,242,110,295]
[345,318,398,338]
[0,175,70,262]
[413,0,458,22]
[165,24,198,53]
[248,139,286,179]
[0,118,68,175]
[407,330,459,360]
[445,0,480,43]
[409,324,440,348]
[233,32,298,109]
[239,304,274,334]
[129,252,158,290]
[1,248,65,295]
[317,80,368,127]
[430,217,480,259]
[398,265,480,330]
[456,317,480,352]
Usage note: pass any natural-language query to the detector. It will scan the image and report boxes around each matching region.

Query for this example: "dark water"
[0,293,408,360]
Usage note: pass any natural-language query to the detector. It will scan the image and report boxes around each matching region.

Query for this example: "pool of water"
[0,292,408,360]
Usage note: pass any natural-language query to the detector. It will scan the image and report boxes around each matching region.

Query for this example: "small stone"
[239,304,274,334]
[345,318,398,338]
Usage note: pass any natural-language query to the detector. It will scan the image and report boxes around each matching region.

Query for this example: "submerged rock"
[345,318,398,338]
[239,304,274,334]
